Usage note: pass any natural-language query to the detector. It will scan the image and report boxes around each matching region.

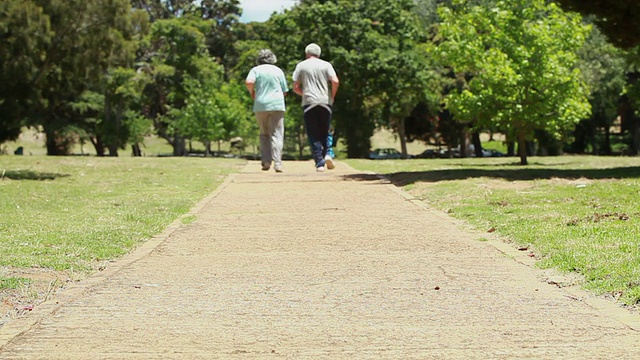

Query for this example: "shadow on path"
[342,166,640,187]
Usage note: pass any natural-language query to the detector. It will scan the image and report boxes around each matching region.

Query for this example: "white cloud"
[239,0,297,23]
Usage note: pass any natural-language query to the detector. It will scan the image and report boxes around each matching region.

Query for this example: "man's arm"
[330,75,339,104]
[293,81,304,96]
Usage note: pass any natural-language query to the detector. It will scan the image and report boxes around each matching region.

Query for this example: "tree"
[267,0,436,158]
[73,68,151,156]
[131,0,194,20]
[571,24,627,155]
[199,0,241,71]
[0,0,52,142]
[172,72,249,156]
[0,0,135,155]
[437,0,592,165]
[138,16,214,156]
[555,1,640,49]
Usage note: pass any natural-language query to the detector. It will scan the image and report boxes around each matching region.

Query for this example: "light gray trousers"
[255,111,285,168]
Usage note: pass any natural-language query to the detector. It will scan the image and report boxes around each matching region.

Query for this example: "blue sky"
[239,0,297,23]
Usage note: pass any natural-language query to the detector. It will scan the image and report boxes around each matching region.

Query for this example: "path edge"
[371,170,640,332]
[0,172,238,350]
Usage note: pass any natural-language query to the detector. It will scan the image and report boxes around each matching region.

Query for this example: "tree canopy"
[437,0,591,164]
[556,0,640,48]
[2,0,640,160]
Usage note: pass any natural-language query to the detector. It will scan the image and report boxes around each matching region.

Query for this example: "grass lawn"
[0,155,244,314]
[346,156,640,306]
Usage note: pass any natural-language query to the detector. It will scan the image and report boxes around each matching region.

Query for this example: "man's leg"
[327,131,335,158]
[304,107,330,169]
[325,129,335,170]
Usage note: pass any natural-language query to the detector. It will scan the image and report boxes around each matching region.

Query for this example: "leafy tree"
[138,17,214,155]
[555,0,640,49]
[73,68,151,156]
[131,0,194,20]
[199,0,241,71]
[0,0,52,142]
[0,0,135,155]
[266,0,435,158]
[172,71,249,156]
[437,0,592,165]
[131,0,242,76]
[571,25,627,154]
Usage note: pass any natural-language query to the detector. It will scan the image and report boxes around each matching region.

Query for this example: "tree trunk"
[472,131,482,157]
[131,144,142,157]
[173,136,187,156]
[44,126,72,156]
[108,144,119,157]
[91,136,106,157]
[603,126,612,155]
[507,141,515,156]
[114,101,125,156]
[397,117,408,159]
[517,133,528,165]
[632,119,640,156]
[345,117,373,158]
[459,129,469,158]
[344,95,374,158]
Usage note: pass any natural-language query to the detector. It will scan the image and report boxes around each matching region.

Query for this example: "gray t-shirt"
[292,57,337,107]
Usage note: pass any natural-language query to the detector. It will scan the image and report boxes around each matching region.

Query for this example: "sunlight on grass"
[347,156,640,306]
[0,156,244,281]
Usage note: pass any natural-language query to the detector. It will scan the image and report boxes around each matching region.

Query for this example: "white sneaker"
[316,166,325,172]
[325,155,335,170]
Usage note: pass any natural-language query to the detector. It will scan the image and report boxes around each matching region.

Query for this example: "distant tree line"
[1,0,639,164]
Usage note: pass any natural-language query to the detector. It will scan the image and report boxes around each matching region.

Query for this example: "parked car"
[369,148,403,160]
[414,149,439,159]
[485,149,505,157]
[438,148,460,158]
[438,147,506,158]
[471,149,505,157]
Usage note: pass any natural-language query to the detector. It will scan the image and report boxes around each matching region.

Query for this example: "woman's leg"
[255,112,272,169]
[269,111,285,171]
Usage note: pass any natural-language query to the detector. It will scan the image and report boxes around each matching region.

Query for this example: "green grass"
[0,277,31,290]
[346,156,640,306]
[0,127,248,157]
[0,156,244,283]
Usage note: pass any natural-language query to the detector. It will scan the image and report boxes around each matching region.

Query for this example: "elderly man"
[246,49,289,172]
[292,43,340,172]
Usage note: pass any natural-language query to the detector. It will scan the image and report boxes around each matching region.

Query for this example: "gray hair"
[257,49,277,65]
[305,43,321,57]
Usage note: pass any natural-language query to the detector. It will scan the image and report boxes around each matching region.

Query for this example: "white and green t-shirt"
[246,64,289,112]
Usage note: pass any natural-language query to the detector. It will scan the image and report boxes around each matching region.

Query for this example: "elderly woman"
[245,49,289,173]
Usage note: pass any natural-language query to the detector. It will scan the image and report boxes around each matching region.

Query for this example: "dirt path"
[1,160,640,359]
